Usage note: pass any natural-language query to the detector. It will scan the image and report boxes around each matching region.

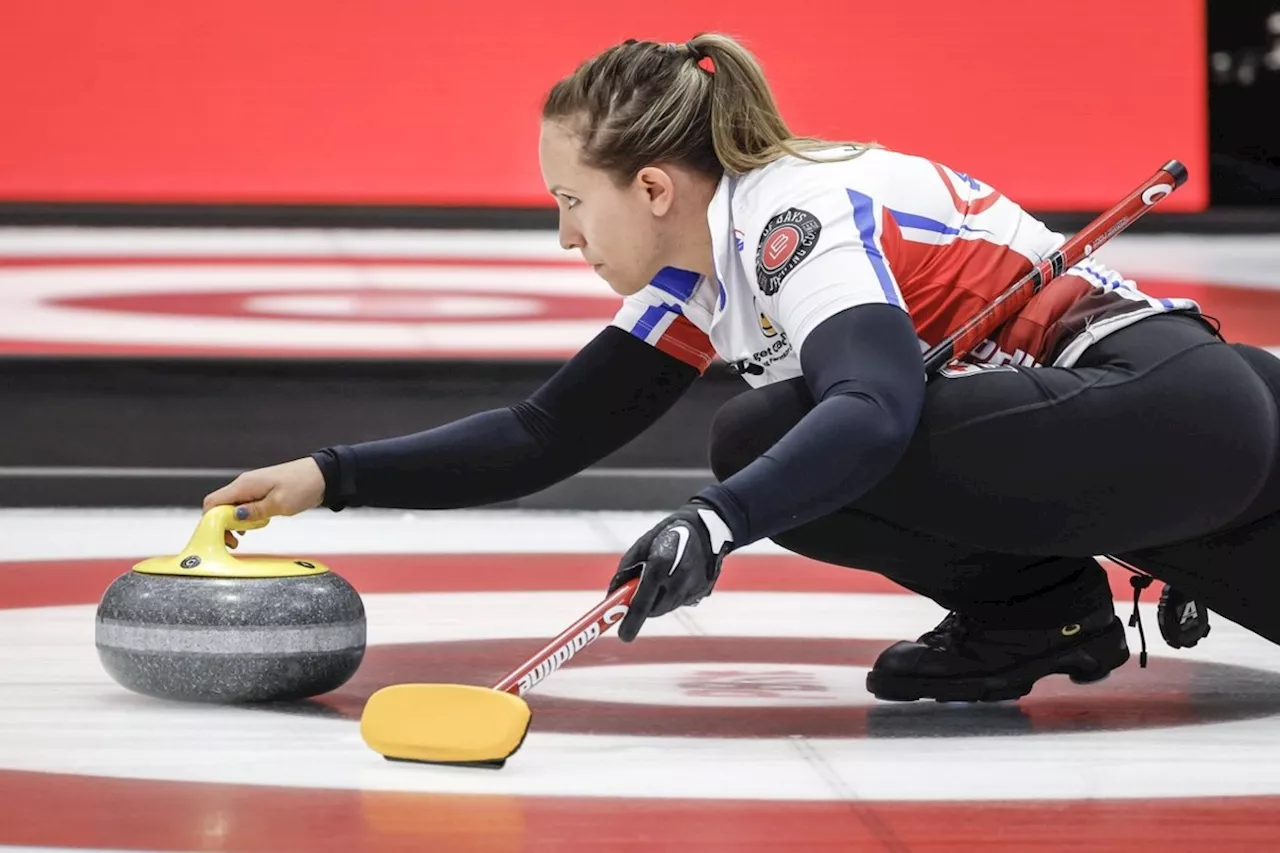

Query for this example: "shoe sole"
[865,618,1131,703]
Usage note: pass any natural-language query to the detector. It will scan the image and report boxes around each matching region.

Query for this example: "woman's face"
[538,120,672,297]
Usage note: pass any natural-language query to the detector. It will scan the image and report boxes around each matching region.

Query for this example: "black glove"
[608,500,735,642]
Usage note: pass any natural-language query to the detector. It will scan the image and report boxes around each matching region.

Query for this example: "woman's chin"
[601,269,650,297]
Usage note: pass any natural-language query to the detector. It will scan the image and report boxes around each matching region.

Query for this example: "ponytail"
[543,33,872,181]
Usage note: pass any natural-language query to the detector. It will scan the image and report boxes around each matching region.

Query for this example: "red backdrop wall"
[0,1,1208,211]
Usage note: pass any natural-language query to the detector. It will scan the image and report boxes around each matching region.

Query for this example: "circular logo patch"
[756,208,822,296]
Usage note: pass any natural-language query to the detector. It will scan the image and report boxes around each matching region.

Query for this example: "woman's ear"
[635,166,676,216]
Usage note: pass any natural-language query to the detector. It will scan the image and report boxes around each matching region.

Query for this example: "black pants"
[708,312,1280,643]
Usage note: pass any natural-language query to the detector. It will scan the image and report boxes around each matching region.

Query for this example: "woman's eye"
[562,196,580,210]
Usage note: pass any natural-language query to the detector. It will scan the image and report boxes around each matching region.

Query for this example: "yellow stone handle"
[130,504,329,578]
[183,505,271,558]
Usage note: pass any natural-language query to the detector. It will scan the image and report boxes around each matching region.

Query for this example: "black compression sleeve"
[696,303,925,545]
[310,327,699,510]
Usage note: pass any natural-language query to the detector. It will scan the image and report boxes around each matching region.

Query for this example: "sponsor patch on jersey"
[755,208,821,296]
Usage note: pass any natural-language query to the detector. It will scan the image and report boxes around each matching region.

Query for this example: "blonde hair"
[542,33,873,182]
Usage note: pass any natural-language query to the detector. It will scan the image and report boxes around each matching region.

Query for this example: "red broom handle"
[922,159,1188,374]
[493,578,638,696]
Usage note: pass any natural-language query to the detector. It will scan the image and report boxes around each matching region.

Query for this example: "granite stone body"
[95,571,366,703]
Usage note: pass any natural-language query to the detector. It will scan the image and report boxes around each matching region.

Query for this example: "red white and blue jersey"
[612,146,1199,384]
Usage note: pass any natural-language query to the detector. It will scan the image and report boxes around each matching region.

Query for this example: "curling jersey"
[611,146,1200,384]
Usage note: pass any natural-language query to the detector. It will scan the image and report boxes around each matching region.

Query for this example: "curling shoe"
[865,605,1130,703]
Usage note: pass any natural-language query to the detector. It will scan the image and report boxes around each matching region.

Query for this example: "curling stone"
[95,505,365,704]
